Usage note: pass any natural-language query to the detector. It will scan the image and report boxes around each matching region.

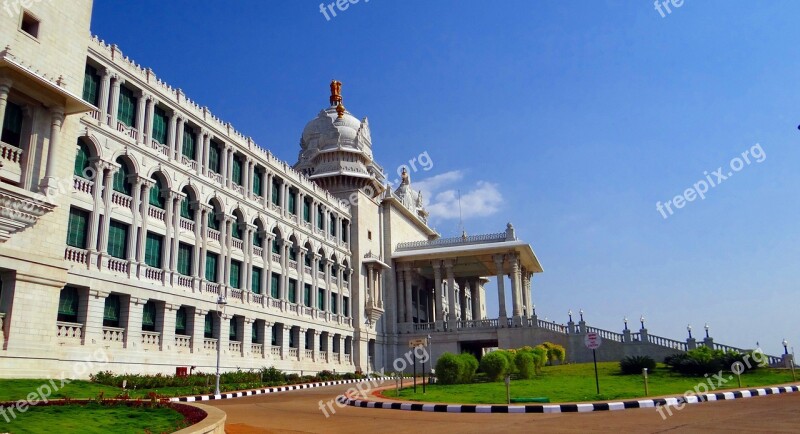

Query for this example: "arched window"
[208,207,220,230]
[74,140,91,178]
[113,158,132,195]
[149,176,165,209]
[180,188,194,220]
[253,228,264,247]
[232,217,243,240]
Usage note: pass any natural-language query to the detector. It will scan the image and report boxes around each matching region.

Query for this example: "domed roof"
[300,105,372,158]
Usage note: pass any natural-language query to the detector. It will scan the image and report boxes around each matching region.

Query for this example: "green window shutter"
[207,211,219,230]
[330,294,337,314]
[271,324,278,345]
[252,231,262,247]
[318,258,325,273]
[289,330,296,348]
[103,294,120,327]
[208,142,220,173]
[149,179,165,208]
[204,313,213,338]
[152,106,168,144]
[117,86,137,127]
[1,101,23,147]
[288,279,296,303]
[82,65,99,106]
[303,200,310,222]
[232,156,242,185]
[66,207,89,249]
[177,243,192,276]
[343,296,349,317]
[175,307,187,335]
[112,160,132,195]
[288,191,296,214]
[252,322,258,343]
[205,253,218,282]
[271,237,279,254]
[229,318,237,340]
[317,206,324,229]
[270,273,279,298]
[252,170,262,196]
[271,180,280,205]
[144,232,163,268]
[252,267,262,294]
[180,196,192,219]
[343,270,349,282]
[330,214,336,236]
[182,125,196,160]
[73,141,91,178]
[107,220,128,259]
[232,221,242,239]
[288,246,297,261]
[318,288,324,310]
[230,260,241,289]
[304,284,312,307]
[57,287,79,322]
[304,254,311,267]
[142,301,156,331]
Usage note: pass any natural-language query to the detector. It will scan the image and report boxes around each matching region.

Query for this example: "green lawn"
[391,362,798,404]
[1,403,187,434]
[0,379,265,401]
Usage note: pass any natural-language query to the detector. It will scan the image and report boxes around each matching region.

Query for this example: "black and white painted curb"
[169,378,374,403]
[338,385,800,413]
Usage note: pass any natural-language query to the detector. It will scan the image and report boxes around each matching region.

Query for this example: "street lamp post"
[639,315,645,330]
[623,317,628,331]
[704,323,710,339]
[687,324,692,339]
[215,295,227,396]
[568,310,573,322]
[579,309,584,322]
[782,339,789,355]
[364,317,372,375]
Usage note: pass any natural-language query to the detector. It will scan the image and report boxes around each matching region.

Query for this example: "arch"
[77,134,102,160]
[179,185,196,220]
[207,197,224,230]
[112,155,135,196]
[148,171,169,209]
[252,218,266,248]
[231,208,246,240]
[147,167,173,192]
[110,150,142,175]
[73,138,94,179]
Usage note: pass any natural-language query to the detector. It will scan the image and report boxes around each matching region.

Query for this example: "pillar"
[0,78,12,135]
[494,254,507,320]
[144,95,155,145]
[445,260,457,325]
[510,254,522,320]
[191,309,206,353]
[108,76,121,126]
[433,261,444,330]
[396,269,405,326]
[403,267,413,324]
[97,69,111,119]
[39,110,65,195]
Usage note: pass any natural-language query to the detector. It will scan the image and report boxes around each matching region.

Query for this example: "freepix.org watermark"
[0,348,109,423]
[656,143,766,220]
[319,0,370,22]
[654,0,686,18]
[2,0,46,17]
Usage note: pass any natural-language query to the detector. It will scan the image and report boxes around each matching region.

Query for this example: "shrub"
[619,355,656,375]
[435,352,463,385]
[497,350,517,374]
[458,353,479,383]
[261,366,285,385]
[541,342,566,365]
[665,347,763,376]
[531,346,548,373]
[479,351,509,381]
[515,351,535,379]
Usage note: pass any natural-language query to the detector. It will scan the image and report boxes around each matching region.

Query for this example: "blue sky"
[91,1,800,356]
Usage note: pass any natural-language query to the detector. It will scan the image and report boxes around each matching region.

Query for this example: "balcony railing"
[144,266,164,282]
[111,191,133,210]
[251,344,263,356]
[233,184,244,195]
[72,176,94,195]
[232,238,244,251]
[210,171,223,185]
[181,155,198,171]
[270,298,281,309]
[320,350,328,361]
[317,271,325,280]
[288,348,299,358]
[271,253,281,263]
[64,246,89,266]
[148,206,165,221]
[230,288,243,302]
[107,257,129,274]
[151,139,170,157]
[229,341,242,354]
[116,121,138,141]
[304,349,314,359]
[175,334,191,348]
[270,346,281,356]
[205,282,220,295]
[177,275,193,288]
[304,266,312,275]
[208,229,221,242]
[204,338,218,351]
[344,354,351,363]
[141,331,161,347]
[179,217,195,232]
[252,293,264,305]
[56,321,83,343]
[102,326,125,343]
[253,246,263,257]
[288,259,297,269]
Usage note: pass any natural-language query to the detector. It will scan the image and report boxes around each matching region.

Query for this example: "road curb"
[169,378,374,403]
[339,385,800,413]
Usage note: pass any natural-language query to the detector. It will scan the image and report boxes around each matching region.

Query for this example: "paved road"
[207,383,800,433]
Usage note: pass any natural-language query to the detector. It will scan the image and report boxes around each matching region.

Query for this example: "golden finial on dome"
[336,102,346,118]
[330,80,342,106]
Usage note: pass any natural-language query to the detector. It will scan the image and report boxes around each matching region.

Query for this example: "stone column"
[242,157,250,196]
[97,69,111,119]
[195,204,210,291]
[432,261,444,330]
[444,260,457,325]
[403,267,413,324]
[202,134,211,176]
[471,278,482,321]
[280,324,290,360]
[161,191,177,283]
[85,160,107,259]
[460,279,469,321]
[135,179,155,278]
[83,289,110,345]
[39,110,65,195]
[108,76,121,126]
[226,147,235,189]
[144,95,155,145]
[125,177,144,265]
[97,162,118,260]
[222,216,233,289]
[135,91,147,138]
[396,269,405,328]
[0,78,12,134]
[161,304,177,352]
[509,254,522,322]
[219,143,229,185]
[218,313,231,359]
[195,129,205,175]
[166,112,177,149]
[126,297,146,350]
[191,309,206,354]
[241,317,252,357]
[174,117,185,161]
[494,254,507,320]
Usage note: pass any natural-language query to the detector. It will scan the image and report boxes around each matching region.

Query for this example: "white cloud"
[413,170,503,220]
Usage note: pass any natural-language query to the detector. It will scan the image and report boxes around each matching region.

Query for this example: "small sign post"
[584,332,602,395]
[408,338,428,394]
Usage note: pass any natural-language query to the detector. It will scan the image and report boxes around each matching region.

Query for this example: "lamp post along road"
[215,296,227,396]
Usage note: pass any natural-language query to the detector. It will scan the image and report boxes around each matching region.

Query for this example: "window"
[66,207,89,249]
[252,267,262,294]
[207,210,220,230]
[304,284,312,307]
[289,329,296,348]
[57,287,79,323]
[318,257,325,273]
[304,253,311,267]
[253,230,263,248]
[152,106,168,145]
[329,214,336,237]
[317,206,324,230]
[142,301,156,332]
[20,11,39,38]
[107,220,128,259]
[343,269,349,283]
[204,312,213,338]
[179,195,193,219]
[82,65,100,106]
[230,260,241,289]
[305,332,311,350]
[288,279,297,303]
[177,243,192,276]
[112,158,132,195]
[74,140,91,178]
[303,199,310,223]
[103,294,121,327]
[287,189,296,214]
[341,220,347,242]
[231,220,242,240]
[271,179,280,206]
[232,155,242,185]
[117,86,137,127]
[330,294,337,315]
[343,296,350,317]
[271,324,278,346]
[252,322,259,344]
[149,177,165,208]
[318,288,325,310]
[144,232,163,268]
[270,273,280,298]
[229,318,238,341]
[253,170,262,196]
[182,124,195,160]
[1,101,22,147]
[205,253,218,282]
[208,141,220,173]
[288,245,297,262]
[175,307,187,335]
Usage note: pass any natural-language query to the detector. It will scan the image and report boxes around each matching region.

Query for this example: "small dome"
[300,106,370,156]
